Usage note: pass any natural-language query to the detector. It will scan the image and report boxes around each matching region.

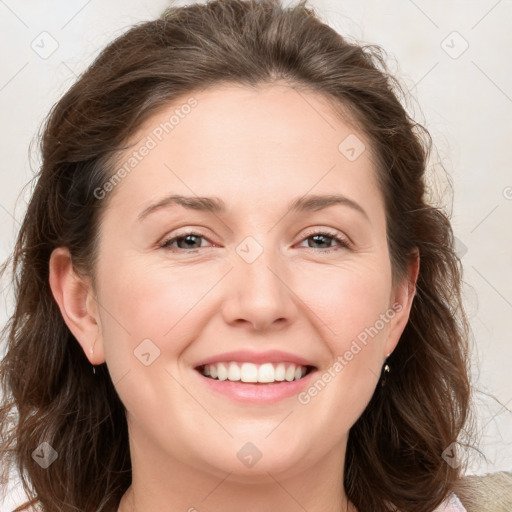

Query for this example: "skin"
[49,82,419,512]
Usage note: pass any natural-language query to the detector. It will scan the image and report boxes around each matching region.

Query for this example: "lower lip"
[195,369,317,404]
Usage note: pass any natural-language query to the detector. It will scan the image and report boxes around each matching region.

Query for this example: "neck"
[119,477,356,512]
[117,423,356,512]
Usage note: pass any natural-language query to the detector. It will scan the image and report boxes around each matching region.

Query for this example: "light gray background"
[1,1,511,510]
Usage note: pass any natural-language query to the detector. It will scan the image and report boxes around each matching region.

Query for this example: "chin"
[189,439,312,481]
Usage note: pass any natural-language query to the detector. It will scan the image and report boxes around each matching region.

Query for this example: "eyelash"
[158,229,351,254]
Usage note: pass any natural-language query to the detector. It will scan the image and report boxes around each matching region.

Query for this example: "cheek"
[94,260,214,422]
[95,257,212,376]
[297,260,393,347]
[297,261,393,400]
[286,264,395,446]
[96,254,243,386]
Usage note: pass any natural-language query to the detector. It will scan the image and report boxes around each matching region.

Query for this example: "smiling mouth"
[195,362,316,384]
[196,361,315,384]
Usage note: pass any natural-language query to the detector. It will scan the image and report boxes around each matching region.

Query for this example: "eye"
[297,230,351,253]
[159,231,212,252]
[159,229,351,254]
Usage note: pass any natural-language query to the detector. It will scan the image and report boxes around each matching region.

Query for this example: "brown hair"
[0,0,473,510]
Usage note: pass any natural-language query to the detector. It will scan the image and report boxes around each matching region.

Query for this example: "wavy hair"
[0,0,473,510]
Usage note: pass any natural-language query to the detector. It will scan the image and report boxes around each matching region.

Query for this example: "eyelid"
[158,230,216,250]
[299,227,352,247]
[296,230,352,254]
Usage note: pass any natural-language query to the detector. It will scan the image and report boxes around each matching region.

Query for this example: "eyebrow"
[137,193,370,223]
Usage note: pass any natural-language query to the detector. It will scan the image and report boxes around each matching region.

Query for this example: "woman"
[0,0,473,510]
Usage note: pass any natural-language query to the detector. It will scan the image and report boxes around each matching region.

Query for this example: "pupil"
[311,234,329,248]
[179,235,200,249]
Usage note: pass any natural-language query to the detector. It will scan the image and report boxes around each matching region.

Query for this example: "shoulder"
[433,493,467,511]
[452,471,512,512]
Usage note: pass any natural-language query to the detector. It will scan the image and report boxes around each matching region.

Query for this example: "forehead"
[103,83,384,221]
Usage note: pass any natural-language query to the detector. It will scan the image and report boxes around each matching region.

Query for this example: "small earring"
[380,361,390,387]
[90,346,96,375]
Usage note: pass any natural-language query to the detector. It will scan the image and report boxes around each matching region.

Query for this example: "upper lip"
[194,349,316,369]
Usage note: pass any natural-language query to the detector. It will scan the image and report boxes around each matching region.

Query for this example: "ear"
[384,247,420,357]
[48,247,106,365]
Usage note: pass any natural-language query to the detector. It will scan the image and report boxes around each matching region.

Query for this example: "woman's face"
[83,83,416,481]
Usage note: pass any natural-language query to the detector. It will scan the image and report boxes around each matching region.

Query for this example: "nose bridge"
[222,234,295,330]
[240,240,283,295]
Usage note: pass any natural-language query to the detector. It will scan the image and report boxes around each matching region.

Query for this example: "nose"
[221,244,298,332]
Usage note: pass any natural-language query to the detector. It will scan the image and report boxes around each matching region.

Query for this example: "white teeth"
[217,362,228,381]
[227,362,241,381]
[285,365,295,382]
[258,363,275,383]
[274,363,286,381]
[240,362,258,382]
[200,361,310,383]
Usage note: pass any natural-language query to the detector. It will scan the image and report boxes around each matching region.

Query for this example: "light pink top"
[433,493,467,511]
